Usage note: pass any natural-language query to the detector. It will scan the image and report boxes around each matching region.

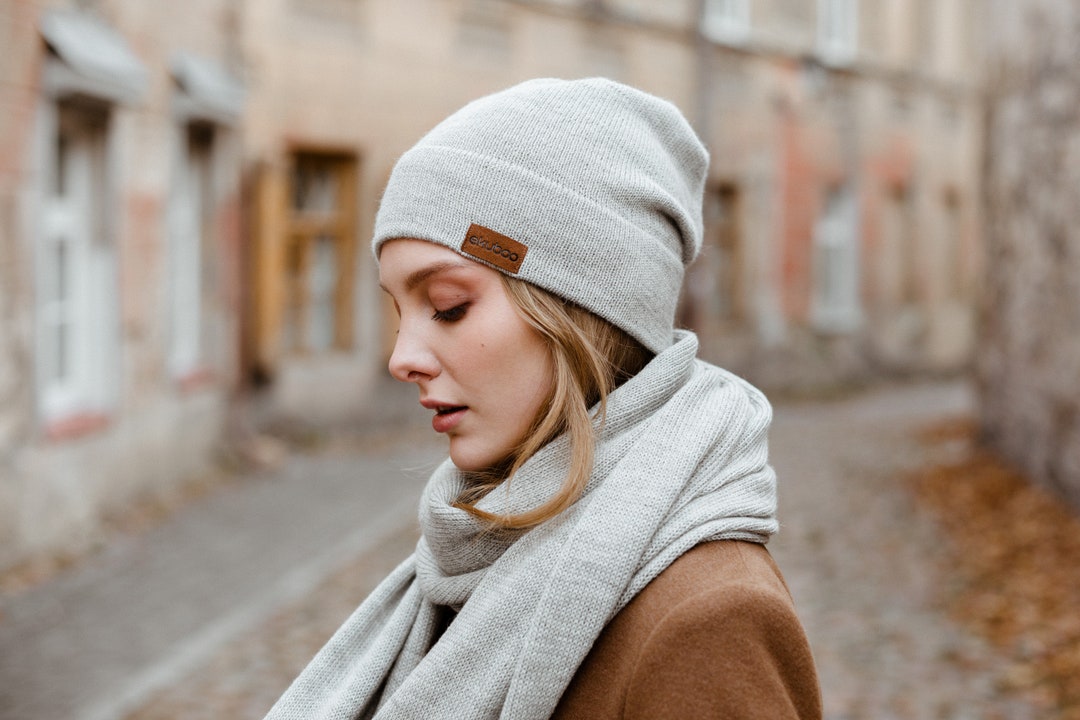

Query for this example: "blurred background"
[1,0,1078,718]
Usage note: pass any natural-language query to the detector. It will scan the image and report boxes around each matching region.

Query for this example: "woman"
[266,77,821,719]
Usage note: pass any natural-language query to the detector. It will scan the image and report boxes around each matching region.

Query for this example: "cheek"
[498,333,552,424]
[469,323,550,423]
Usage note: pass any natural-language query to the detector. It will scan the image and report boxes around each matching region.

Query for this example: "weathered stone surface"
[979,0,1080,508]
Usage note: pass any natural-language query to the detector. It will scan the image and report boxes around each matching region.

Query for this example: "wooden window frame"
[250,147,360,375]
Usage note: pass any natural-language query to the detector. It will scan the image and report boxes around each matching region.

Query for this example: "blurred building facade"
[979,0,1080,507]
[0,0,244,569]
[0,0,984,569]
[244,0,983,417]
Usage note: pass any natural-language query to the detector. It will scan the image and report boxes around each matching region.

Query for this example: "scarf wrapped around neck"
[264,331,778,720]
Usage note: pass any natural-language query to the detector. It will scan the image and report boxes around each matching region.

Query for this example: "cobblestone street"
[767,383,1038,720]
[0,380,1042,719]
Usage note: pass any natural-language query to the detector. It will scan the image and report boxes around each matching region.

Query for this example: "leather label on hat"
[460,223,528,274]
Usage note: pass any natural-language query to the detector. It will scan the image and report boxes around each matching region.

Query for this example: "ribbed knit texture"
[263,331,778,720]
[372,77,708,354]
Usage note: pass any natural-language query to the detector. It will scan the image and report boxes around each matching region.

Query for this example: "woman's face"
[379,238,554,472]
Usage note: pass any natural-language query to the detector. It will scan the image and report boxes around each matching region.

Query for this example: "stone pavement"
[767,382,1038,720]
[0,379,1042,719]
[0,399,444,720]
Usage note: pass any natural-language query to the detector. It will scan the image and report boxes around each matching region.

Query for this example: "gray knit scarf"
[264,331,778,720]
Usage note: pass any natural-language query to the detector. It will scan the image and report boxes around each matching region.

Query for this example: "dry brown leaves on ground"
[913,417,1080,718]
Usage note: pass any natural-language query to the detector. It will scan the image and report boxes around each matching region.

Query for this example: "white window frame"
[811,184,861,332]
[168,124,215,378]
[702,0,751,45]
[166,52,243,381]
[35,9,143,425]
[36,102,119,421]
[818,0,858,66]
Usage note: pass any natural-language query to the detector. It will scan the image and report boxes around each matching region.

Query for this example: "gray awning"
[40,8,147,104]
[171,51,245,124]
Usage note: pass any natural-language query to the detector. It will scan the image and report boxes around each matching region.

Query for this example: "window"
[679,184,743,334]
[818,0,858,65]
[914,0,935,68]
[702,0,750,44]
[291,0,364,26]
[283,152,358,354]
[459,0,511,52]
[942,190,963,301]
[36,9,143,429]
[706,184,743,322]
[880,185,919,307]
[811,183,861,332]
[168,123,215,378]
[166,52,242,385]
[38,101,117,420]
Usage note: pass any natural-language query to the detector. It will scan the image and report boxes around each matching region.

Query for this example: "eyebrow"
[380,259,475,294]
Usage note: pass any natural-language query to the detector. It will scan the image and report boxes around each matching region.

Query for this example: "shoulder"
[619,542,815,689]
[634,541,803,638]
[636,539,790,604]
[554,541,822,720]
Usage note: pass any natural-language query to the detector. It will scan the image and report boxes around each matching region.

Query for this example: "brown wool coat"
[551,541,822,720]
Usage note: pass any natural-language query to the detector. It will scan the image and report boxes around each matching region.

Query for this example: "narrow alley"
[0,379,1041,720]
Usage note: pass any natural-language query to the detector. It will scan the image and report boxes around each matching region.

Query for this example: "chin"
[448,452,493,474]
[448,439,509,474]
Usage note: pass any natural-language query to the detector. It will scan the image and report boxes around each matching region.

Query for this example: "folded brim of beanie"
[374,144,685,355]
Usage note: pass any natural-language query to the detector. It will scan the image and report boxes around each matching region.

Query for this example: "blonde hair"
[454,275,652,530]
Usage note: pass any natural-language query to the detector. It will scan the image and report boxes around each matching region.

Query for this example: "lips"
[421,399,468,433]
[431,406,467,433]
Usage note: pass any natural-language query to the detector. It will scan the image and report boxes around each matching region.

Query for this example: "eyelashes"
[432,303,469,323]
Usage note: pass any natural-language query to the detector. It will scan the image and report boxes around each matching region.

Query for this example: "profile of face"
[379,238,555,472]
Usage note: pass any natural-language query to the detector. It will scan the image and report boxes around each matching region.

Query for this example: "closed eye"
[432,303,469,323]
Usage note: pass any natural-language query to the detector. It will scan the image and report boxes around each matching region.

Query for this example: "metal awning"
[40,8,147,104]
[171,51,245,124]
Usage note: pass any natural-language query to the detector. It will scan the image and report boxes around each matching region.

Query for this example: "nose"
[387,320,440,383]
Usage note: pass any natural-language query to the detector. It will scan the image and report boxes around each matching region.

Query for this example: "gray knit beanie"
[372,77,708,354]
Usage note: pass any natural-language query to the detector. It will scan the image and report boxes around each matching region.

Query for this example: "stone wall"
[979,0,1080,506]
